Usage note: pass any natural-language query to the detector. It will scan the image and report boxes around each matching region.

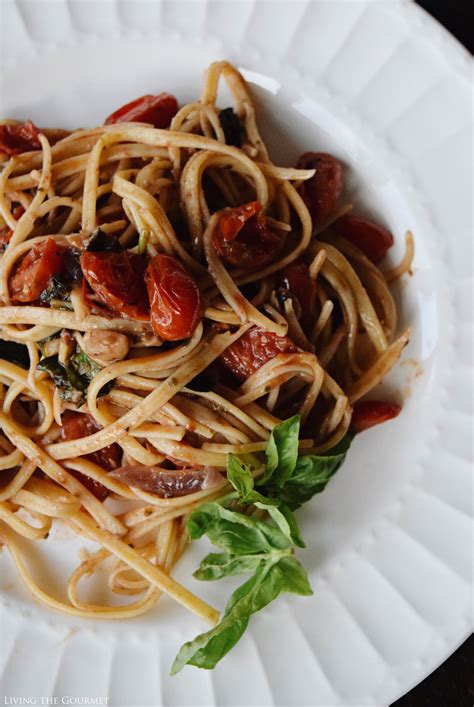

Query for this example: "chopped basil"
[37,347,113,406]
[39,248,82,302]
[39,277,70,303]
[37,355,86,405]
[219,108,244,148]
[86,228,121,252]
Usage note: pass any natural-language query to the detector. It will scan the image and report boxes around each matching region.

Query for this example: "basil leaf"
[226,455,254,501]
[279,433,353,510]
[187,502,292,554]
[0,341,29,369]
[70,349,101,379]
[270,555,313,596]
[39,249,83,303]
[219,108,244,148]
[172,565,264,674]
[226,451,304,546]
[172,418,353,674]
[86,228,121,252]
[227,454,277,507]
[172,556,312,674]
[193,552,262,581]
[271,502,305,548]
[62,248,83,284]
[37,355,86,405]
[37,347,113,406]
[260,415,300,487]
[39,276,70,303]
[69,348,113,397]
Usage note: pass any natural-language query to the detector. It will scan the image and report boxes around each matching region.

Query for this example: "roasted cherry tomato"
[61,411,121,501]
[333,214,394,263]
[0,206,24,249]
[276,261,316,333]
[220,326,297,381]
[213,201,283,269]
[10,238,64,303]
[0,121,41,156]
[297,152,343,228]
[145,254,202,341]
[104,94,178,128]
[80,251,149,320]
[351,400,401,433]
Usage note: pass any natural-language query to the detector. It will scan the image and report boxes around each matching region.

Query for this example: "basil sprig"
[172,416,352,674]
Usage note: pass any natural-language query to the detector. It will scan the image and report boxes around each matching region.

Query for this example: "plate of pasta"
[0,1,472,705]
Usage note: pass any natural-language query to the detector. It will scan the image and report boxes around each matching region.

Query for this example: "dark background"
[416,0,473,53]
[391,1,472,706]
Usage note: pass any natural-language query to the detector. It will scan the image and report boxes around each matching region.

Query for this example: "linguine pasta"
[0,62,413,629]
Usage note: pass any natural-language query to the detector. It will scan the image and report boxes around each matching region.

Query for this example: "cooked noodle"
[0,61,413,624]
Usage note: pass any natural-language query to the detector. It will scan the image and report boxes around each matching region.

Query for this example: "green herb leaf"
[39,249,83,303]
[39,277,70,303]
[260,415,300,487]
[86,228,121,252]
[219,108,244,148]
[226,455,254,501]
[37,355,86,405]
[226,452,304,547]
[193,552,262,581]
[70,349,101,379]
[37,347,113,406]
[226,454,276,507]
[187,502,292,555]
[278,433,353,510]
[173,418,352,675]
[171,555,312,674]
[271,555,313,595]
[264,502,305,548]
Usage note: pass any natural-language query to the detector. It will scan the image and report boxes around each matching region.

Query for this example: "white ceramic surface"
[0,1,472,705]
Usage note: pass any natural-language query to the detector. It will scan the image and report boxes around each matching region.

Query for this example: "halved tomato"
[0,121,41,155]
[10,238,64,303]
[297,152,343,228]
[333,214,394,263]
[145,254,202,341]
[220,326,297,381]
[80,251,149,320]
[276,261,316,333]
[213,201,283,269]
[104,94,178,128]
[61,410,122,500]
[351,400,401,433]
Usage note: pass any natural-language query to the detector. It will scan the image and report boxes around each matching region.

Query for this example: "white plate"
[0,1,472,704]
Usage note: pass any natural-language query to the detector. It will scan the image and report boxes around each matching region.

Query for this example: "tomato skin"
[220,326,297,381]
[80,251,149,320]
[145,254,202,341]
[104,94,178,128]
[214,201,283,269]
[333,214,394,263]
[351,400,401,433]
[0,121,41,155]
[61,411,121,501]
[297,152,343,228]
[10,238,64,303]
[276,261,316,333]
